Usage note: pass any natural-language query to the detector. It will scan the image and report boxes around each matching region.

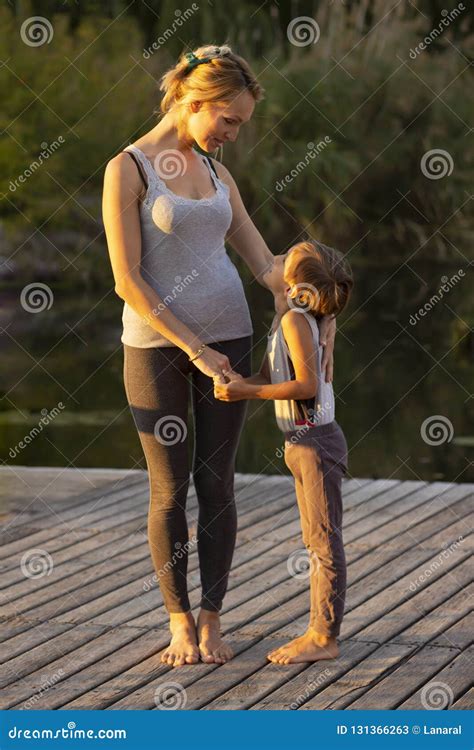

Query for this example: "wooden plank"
[0,473,279,605]
[347,495,472,583]
[346,518,471,612]
[206,639,377,711]
[347,613,473,709]
[299,643,416,709]
[398,646,474,710]
[347,557,472,643]
[390,583,473,646]
[348,647,461,710]
[22,515,470,710]
[0,535,149,607]
[0,624,160,710]
[0,469,145,533]
[3,627,170,710]
[0,622,109,691]
[0,481,148,559]
[1,483,470,712]
[345,484,471,549]
[450,687,473,710]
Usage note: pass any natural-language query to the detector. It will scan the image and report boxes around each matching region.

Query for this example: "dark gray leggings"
[123,336,252,613]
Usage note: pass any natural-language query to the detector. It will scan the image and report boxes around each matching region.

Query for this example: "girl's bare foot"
[267,628,339,664]
[197,610,233,664]
[161,612,200,667]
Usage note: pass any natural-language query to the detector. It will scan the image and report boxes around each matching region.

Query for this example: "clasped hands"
[213,369,248,402]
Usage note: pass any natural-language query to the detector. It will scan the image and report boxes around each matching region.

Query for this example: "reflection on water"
[1,261,472,482]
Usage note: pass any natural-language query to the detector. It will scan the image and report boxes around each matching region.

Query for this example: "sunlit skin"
[104,87,336,667]
[215,245,340,663]
[131,95,256,669]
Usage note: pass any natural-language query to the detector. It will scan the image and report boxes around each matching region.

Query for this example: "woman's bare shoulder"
[104,150,143,196]
[208,158,235,188]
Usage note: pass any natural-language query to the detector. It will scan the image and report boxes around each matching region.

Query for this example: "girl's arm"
[235,351,271,386]
[212,160,274,288]
[212,158,336,378]
[215,311,317,401]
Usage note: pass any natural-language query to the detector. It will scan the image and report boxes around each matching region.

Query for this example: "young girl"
[214,239,353,663]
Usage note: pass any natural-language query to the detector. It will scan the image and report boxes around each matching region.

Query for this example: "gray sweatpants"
[284,420,348,637]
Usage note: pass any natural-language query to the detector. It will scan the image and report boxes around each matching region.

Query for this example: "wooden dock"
[0,466,472,711]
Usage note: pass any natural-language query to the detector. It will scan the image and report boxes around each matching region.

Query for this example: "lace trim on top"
[123,144,228,210]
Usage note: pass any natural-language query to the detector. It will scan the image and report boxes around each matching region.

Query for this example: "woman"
[102,44,336,668]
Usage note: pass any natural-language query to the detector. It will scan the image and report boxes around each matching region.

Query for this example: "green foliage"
[1,0,472,287]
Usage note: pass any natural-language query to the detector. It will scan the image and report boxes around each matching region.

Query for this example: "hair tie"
[184,49,220,72]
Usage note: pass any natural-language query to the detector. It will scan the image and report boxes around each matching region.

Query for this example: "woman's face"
[188,90,255,152]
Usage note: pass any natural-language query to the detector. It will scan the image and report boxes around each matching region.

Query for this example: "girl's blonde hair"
[159,44,264,124]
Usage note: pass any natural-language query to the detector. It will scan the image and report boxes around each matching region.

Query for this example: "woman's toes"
[185,652,199,664]
[199,648,215,663]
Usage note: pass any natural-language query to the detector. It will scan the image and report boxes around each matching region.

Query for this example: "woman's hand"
[214,379,250,402]
[191,346,241,383]
[319,316,336,383]
[191,346,231,382]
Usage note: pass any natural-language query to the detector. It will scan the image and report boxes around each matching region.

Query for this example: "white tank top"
[119,145,253,348]
[266,310,335,432]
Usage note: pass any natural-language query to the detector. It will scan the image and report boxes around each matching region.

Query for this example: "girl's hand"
[214,379,249,402]
[319,316,336,383]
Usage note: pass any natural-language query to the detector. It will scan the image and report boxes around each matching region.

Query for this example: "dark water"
[1,260,472,482]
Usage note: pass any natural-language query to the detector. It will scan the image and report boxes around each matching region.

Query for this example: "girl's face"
[264,244,315,295]
[187,90,255,152]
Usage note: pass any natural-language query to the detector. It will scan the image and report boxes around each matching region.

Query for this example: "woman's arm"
[319,315,336,382]
[215,311,317,401]
[103,153,234,380]
[212,160,274,288]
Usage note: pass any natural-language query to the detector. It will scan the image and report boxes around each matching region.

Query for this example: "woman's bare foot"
[267,628,339,664]
[161,612,200,668]
[197,610,233,664]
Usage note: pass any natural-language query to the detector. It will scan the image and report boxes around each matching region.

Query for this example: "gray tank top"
[120,144,253,348]
[267,310,335,432]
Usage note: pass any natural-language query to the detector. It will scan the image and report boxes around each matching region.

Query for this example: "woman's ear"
[190,100,202,113]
